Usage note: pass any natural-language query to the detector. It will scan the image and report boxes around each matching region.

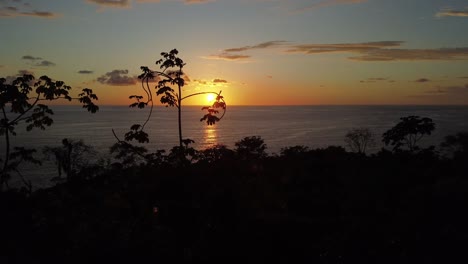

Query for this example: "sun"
[206,94,216,103]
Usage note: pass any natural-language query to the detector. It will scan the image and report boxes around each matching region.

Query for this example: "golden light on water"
[204,126,217,147]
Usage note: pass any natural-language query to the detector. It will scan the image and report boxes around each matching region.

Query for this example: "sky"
[1,0,468,105]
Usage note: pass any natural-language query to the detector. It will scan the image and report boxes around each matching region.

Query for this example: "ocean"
[2,105,468,188]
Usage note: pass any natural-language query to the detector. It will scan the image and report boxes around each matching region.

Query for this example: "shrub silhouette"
[0,74,98,190]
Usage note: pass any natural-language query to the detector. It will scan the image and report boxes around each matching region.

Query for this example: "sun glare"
[206,94,216,103]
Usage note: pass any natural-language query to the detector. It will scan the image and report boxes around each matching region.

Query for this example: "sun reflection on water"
[204,126,217,148]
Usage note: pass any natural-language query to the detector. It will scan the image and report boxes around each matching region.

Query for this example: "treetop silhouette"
[123,49,227,147]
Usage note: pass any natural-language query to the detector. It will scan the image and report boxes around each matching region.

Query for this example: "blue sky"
[1,0,468,105]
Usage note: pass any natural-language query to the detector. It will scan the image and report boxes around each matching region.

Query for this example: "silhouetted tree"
[199,144,235,163]
[43,138,98,182]
[0,74,98,190]
[235,136,267,160]
[382,116,435,152]
[344,127,375,154]
[124,49,227,147]
[280,145,309,158]
[441,131,468,159]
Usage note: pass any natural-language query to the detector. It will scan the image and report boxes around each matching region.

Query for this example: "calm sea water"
[2,105,468,187]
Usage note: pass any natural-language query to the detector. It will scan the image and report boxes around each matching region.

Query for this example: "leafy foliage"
[382,116,435,152]
[123,49,227,148]
[0,74,99,190]
[235,136,267,160]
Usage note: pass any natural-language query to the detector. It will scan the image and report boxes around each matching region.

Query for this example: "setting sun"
[206,94,216,103]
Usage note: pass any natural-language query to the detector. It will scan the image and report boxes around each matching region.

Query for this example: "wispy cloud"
[436,8,468,18]
[285,41,468,61]
[211,40,468,62]
[293,0,368,13]
[86,0,214,9]
[415,78,430,83]
[78,70,94,74]
[348,47,468,61]
[359,77,391,83]
[206,40,286,62]
[86,0,130,8]
[22,55,42,61]
[213,78,227,83]
[21,55,56,67]
[97,69,137,86]
[0,0,60,18]
[286,41,403,54]
[36,60,56,67]
[204,53,251,61]
[184,0,215,4]
[224,41,287,52]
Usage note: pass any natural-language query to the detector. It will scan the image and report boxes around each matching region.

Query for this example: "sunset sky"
[1,0,468,105]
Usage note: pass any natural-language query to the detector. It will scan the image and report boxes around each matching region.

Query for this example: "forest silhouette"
[1,51,468,263]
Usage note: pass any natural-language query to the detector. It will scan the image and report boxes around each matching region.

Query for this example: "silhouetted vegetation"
[1,125,468,262]
[345,127,375,154]
[382,115,435,152]
[0,74,98,190]
[122,49,227,147]
[1,74,467,262]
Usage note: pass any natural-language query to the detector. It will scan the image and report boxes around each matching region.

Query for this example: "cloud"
[0,1,60,18]
[205,41,286,62]
[349,47,468,61]
[436,8,468,18]
[459,76,468,79]
[35,60,56,67]
[97,69,137,86]
[86,0,130,7]
[212,40,468,63]
[359,77,389,83]
[293,0,368,13]
[285,41,468,61]
[224,41,287,52]
[78,70,94,74]
[21,55,56,67]
[213,78,227,83]
[415,78,430,83]
[22,55,42,61]
[86,0,214,9]
[204,53,251,61]
[184,0,215,4]
[285,41,403,54]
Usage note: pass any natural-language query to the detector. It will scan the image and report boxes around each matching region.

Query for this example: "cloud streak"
[21,55,56,67]
[293,0,368,13]
[78,70,94,74]
[210,40,468,62]
[86,0,215,8]
[436,8,468,18]
[0,1,60,18]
